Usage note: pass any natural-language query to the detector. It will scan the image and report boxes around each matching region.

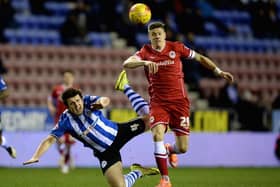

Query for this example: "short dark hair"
[60,69,74,75]
[62,88,82,107]
[148,21,165,32]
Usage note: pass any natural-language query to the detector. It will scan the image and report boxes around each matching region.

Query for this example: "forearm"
[47,98,56,116]
[31,135,56,160]
[195,53,234,83]
[123,56,147,69]
[90,97,110,110]
[196,54,217,71]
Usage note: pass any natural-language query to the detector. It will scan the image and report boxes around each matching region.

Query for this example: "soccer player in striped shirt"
[23,87,159,187]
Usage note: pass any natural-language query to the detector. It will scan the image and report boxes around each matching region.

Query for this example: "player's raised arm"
[194,52,234,83]
[90,96,110,110]
[23,135,56,165]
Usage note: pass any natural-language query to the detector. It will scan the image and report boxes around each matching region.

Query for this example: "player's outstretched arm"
[90,97,110,110]
[194,53,234,83]
[23,135,56,165]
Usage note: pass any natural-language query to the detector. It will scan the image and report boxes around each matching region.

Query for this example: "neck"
[152,41,165,51]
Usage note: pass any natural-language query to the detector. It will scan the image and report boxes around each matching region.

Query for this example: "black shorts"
[95,117,146,174]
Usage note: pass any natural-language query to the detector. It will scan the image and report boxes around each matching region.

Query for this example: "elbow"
[101,97,110,107]
[123,63,128,68]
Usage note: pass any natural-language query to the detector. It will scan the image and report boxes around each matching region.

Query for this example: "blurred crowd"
[1,0,280,46]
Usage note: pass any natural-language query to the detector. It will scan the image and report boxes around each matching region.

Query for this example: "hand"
[23,158,39,165]
[220,71,234,84]
[90,103,103,110]
[144,61,158,74]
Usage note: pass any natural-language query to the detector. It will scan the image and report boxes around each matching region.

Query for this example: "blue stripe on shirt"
[86,132,109,150]
[94,124,115,141]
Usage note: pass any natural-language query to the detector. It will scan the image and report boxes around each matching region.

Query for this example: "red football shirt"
[136,41,195,103]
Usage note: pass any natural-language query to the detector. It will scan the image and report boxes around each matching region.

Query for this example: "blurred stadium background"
[0,0,280,186]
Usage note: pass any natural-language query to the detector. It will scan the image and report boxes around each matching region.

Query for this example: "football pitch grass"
[0,167,279,187]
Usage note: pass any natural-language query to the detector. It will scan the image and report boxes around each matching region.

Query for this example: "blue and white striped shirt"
[51,95,118,153]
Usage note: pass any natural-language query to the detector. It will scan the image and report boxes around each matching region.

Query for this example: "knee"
[152,128,165,141]
[142,115,150,131]
[107,177,126,187]
[115,181,126,187]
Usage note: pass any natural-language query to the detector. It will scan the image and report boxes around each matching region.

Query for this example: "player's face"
[64,72,74,86]
[148,27,166,47]
[66,94,84,115]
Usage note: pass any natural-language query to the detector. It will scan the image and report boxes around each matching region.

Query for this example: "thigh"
[116,117,146,148]
[150,102,170,129]
[96,150,122,174]
[169,100,190,136]
[104,161,125,187]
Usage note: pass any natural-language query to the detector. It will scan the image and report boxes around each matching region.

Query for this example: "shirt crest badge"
[169,51,176,59]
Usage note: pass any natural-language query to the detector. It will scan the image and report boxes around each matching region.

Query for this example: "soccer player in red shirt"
[47,70,76,173]
[122,21,234,187]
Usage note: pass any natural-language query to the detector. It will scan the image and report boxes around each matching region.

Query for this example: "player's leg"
[56,141,64,166]
[105,161,159,187]
[0,133,17,158]
[115,70,149,116]
[0,126,16,158]
[63,143,71,170]
[165,100,190,168]
[151,124,172,187]
[57,137,69,174]
[100,151,141,187]
[67,135,75,169]
[175,135,189,153]
[150,103,172,187]
[64,134,75,170]
[165,135,188,168]
[105,161,127,187]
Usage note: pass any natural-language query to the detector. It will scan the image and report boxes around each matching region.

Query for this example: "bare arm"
[23,135,57,165]
[194,53,234,83]
[90,97,110,110]
[47,96,56,116]
[123,55,158,74]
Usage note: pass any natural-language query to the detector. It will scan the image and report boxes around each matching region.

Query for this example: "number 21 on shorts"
[180,116,190,128]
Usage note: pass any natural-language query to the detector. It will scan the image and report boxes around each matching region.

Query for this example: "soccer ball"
[129,3,151,25]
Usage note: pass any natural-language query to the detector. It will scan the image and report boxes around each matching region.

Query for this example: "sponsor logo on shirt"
[157,60,175,66]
